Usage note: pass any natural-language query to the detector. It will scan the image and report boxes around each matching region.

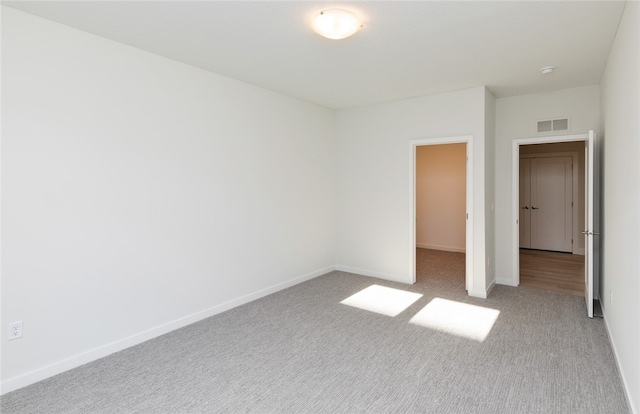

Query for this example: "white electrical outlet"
[9,321,23,341]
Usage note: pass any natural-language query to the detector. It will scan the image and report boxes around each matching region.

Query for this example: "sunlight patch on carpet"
[409,298,500,342]
[340,285,423,317]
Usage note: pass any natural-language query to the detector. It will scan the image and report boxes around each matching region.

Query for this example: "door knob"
[521,206,529,210]
[531,206,539,210]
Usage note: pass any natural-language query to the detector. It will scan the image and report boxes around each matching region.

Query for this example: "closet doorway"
[410,136,473,293]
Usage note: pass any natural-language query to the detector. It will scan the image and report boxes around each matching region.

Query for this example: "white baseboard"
[0,265,335,395]
[416,243,466,253]
[496,277,519,287]
[603,310,637,414]
[468,289,487,299]
[486,279,496,295]
[467,277,496,299]
[335,264,411,284]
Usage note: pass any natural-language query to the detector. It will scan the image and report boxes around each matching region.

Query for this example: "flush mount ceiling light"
[540,66,555,75]
[312,9,362,40]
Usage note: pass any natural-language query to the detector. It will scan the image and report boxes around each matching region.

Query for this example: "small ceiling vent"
[537,117,570,133]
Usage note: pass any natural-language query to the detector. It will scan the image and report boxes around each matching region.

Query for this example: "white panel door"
[519,159,531,248]
[584,131,598,318]
[530,157,573,252]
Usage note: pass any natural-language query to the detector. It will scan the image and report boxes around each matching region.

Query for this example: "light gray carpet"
[1,249,630,413]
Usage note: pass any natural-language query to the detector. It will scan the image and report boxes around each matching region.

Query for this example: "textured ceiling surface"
[3,1,627,109]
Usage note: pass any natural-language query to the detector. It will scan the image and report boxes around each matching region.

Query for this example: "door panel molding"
[519,158,531,248]
[528,156,573,252]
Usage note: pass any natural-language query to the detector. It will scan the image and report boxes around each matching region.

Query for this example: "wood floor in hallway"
[519,248,585,296]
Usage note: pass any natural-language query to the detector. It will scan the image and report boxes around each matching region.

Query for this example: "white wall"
[334,86,490,297]
[494,85,600,286]
[600,2,640,412]
[415,144,466,252]
[1,7,336,392]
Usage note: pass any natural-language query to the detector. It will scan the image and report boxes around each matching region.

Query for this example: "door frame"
[512,133,588,286]
[410,136,473,291]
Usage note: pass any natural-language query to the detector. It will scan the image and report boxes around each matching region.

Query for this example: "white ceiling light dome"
[312,9,362,40]
[540,66,555,75]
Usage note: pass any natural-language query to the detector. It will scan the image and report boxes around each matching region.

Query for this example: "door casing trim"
[512,133,588,286]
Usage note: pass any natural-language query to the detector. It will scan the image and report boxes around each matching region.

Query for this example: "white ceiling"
[3,1,627,109]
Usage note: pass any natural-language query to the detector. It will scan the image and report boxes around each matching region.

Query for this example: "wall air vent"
[537,117,570,133]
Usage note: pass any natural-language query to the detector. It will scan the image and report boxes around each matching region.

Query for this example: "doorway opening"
[410,136,473,293]
[511,130,600,318]
[518,142,585,296]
